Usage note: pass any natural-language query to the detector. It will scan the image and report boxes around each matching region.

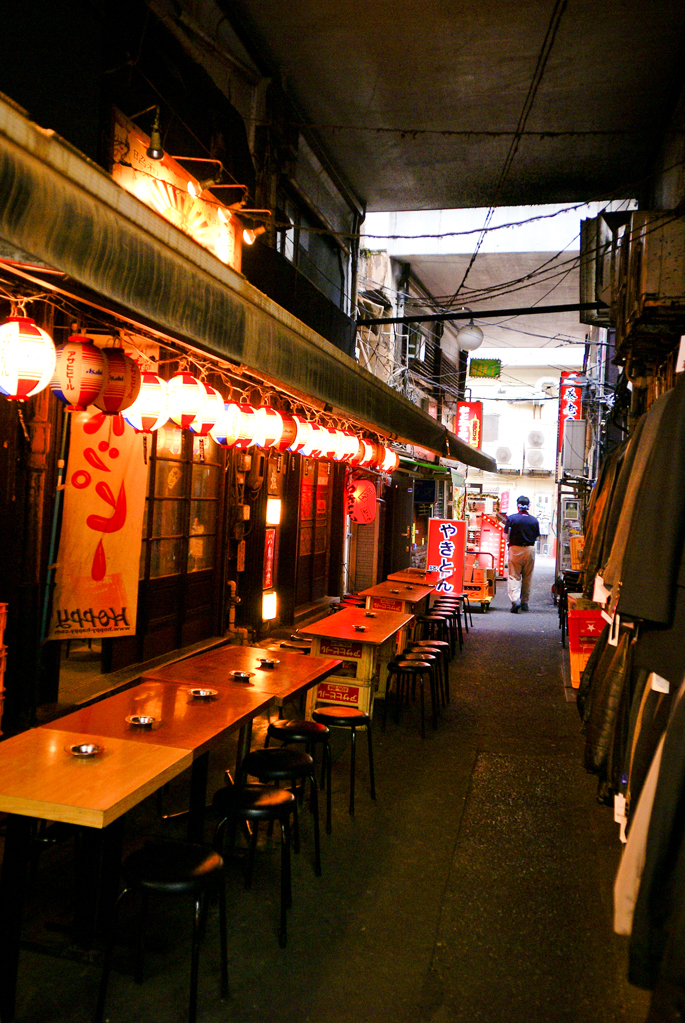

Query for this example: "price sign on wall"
[426,519,467,594]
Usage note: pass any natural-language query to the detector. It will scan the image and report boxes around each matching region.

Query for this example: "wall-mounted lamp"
[129,105,165,160]
[266,498,282,526]
[262,591,278,621]
[456,309,484,352]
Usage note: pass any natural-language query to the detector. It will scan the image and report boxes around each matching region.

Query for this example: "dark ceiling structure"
[226,0,685,213]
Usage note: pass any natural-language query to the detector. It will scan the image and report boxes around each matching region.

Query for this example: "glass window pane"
[188,533,215,572]
[149,538,183,578]
[152,499,184,537]
[191,464,218,499]
[190,500,217,536]
[155,461,185,498]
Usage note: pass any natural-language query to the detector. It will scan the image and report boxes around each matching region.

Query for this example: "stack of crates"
[567,594,605,688]
[0,603,6,734]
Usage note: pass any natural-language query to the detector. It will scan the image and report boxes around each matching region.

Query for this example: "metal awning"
[0,96,495,471]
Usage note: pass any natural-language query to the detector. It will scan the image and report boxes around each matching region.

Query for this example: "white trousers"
[507,545,536,604]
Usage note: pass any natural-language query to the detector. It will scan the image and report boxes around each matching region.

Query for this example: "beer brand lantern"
[0,315,57,400]
[275,412,299,451]
[287,415,312,454]
[50,335,106,411]
[167,372,205,429]
[347,477,377,523]
[189,383,223,436]
[93,348,141,414]
[122,372,169,433]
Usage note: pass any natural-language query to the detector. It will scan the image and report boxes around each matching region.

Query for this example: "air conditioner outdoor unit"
[482,438,523,473]
[618,212,685,336]
[523,426,555,473]
[562,418,588,476]
[579,216,616,327]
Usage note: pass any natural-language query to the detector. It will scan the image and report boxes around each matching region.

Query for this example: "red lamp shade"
[93,349,141,414]
[0,315,56,401]
[167,372,206,429]
[122,372,169,433]
[50,335,106,411]
[189,383,223,436]
[276,413,299,451]
[348,478,378,523]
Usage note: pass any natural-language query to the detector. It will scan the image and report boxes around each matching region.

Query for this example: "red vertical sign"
[557,371,582,453]
[426,519,467,594]
[263,528,276,588]
[454,402,483,448]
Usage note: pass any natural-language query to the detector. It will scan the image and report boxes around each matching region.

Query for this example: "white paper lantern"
[51,335,106,411]
[122,373,169,433]
[0,316,56,400]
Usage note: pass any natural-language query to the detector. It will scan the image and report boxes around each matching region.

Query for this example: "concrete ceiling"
[227,0,685,212]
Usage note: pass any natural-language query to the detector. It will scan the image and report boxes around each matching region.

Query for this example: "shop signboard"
[454,401,483,448]
[479,515,507,575]
[111,109,241,272]
[370,597,404,612]
[263,528,276,588]
[48,411,147,639]
[469,359,501,378]
[426,519,467,594]
[319,639,364,659]
[557,370,582,453]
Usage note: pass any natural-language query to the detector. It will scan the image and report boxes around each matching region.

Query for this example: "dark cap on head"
[517,495,530,507]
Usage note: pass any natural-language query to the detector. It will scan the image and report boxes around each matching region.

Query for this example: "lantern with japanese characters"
[0,315,57,400]
[93,348,141,414]
[50,335,107,411]
[122,372,169,433]
[188,383,223,436]
[167,372,206,429]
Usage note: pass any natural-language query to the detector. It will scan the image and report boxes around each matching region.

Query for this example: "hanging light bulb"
[122,373,169,433]
[50,335,106,411]
[456,316,484,352]
[0,315,56,401]
[146,107,164,161]
[188,383,223,436]
[93,349,141,414]
[167,372,206,429]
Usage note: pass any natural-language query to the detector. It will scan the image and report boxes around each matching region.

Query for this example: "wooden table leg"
[0,813,32,1023]
[188,752,209,843]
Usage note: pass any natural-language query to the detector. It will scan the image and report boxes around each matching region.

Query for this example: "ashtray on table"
[257,659,279,669]
[189,688,218,699]
[125,715,156,728]
[231,670,254,682]
[364,612,377,618]
[353,625,367,632]
[66,742,103,758]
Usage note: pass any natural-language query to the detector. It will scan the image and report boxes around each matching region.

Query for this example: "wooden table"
[358,580,433,617]
[0,727,192,1023]
[387,568,439,585]
[298,606,414,713]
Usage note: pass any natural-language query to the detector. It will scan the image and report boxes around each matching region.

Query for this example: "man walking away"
[504,496,540,613]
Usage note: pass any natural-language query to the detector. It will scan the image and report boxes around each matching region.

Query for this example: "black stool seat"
[312,706,376,815]
[266,718,332,833]
[95,840,228,1023]
[280,641,311,653]
[384,659,436,736]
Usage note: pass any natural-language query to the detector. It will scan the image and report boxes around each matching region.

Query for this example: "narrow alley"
[12,563,650,1023]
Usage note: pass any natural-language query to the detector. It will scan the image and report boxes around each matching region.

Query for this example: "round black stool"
[414,614,451,648]
[432,604,463,651]
[213,784,295,947]
[240,747,321,876]
[95,840,228,1023]
[412,639,451,702]
[265,718,332,833]
[384,659,435,737]
[280,640,311,654]
[312,705,376,816]
[406,642,447,706]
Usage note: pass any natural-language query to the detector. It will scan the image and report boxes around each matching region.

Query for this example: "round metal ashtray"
[364,612,377,618]
[353,624,367,632]
[257,658,279,669]
[67,742,103,758]
[125,715,155,728]
[390,589,400,593]
[189,688,218,699]
[231,670,254,682]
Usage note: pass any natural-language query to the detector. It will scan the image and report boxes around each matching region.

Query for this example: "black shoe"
[511,601,521,614]
[520,603,529,612]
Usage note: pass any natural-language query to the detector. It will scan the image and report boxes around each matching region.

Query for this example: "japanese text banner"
[426,519,467,595]
[48,411,147,639]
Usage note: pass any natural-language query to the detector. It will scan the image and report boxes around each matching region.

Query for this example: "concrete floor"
[8,561,651,1023]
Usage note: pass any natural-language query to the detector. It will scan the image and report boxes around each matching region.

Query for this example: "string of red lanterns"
[0,315,401,471]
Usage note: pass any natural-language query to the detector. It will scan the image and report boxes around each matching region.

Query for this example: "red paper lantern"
[350,439,379,468]
[50,335,107,411]
[122,372,169,433]
[93,348,141,414]
[286,415,312,453]
[254,406,285,448]
[377,446,400,472]
[167,372,205,429]
[0,315,56,400]
[210,403,242,447]
[189,383,223,436]
[348,478,377,523]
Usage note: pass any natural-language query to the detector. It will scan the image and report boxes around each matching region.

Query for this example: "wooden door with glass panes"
[137,423,223,660]
[296,458,332,606]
